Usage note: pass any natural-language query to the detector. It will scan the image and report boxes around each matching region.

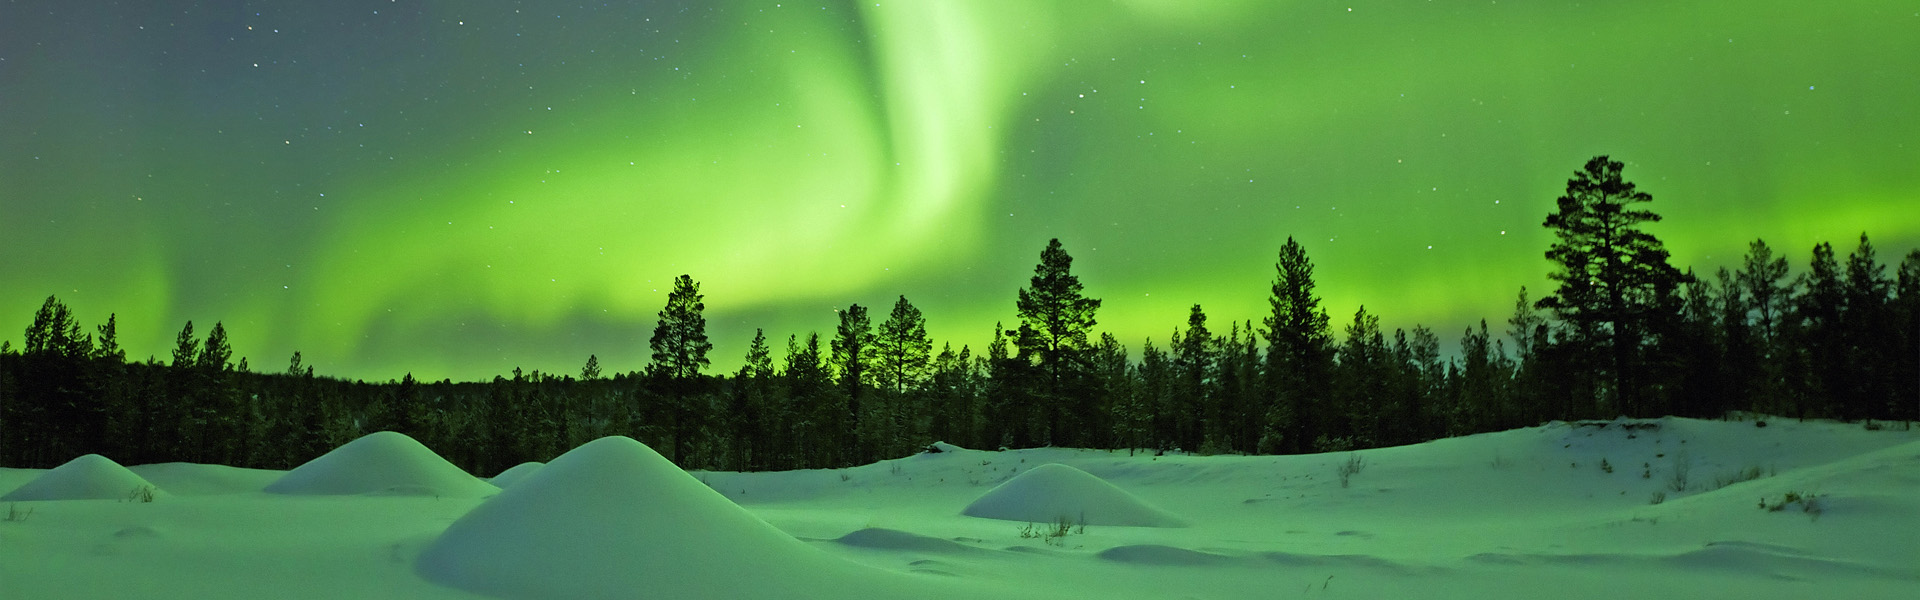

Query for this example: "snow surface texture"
[0,454,163,502]
[415,436,1008,600]
[961,462,1187,527]
[3,418,1917,599]
[263,431,497,498]
[487,461,544,488]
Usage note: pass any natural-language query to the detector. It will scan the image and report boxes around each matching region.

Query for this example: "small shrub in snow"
[1667,451,1690,492]
[1648,491,1666,505]
[1337,454,1365,488]
[3,503,30,522]
[1600,458,1613,474]
[1761,491,1822,518]
[127,485,155,503]
[1710,465,1771,490]
[1018,515,1081,546]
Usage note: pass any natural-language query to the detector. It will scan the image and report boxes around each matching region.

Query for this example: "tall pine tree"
[1538,156,1688,417]
[1262,237,1334,454]
[1015,239,1101,446]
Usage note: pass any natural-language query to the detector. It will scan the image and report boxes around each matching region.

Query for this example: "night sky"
[4,1,1917,381]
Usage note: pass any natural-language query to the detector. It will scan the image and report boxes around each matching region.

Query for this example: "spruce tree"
[581,354,602,380]
[1537,156,1688,417]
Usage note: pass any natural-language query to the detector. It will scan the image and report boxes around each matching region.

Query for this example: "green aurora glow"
[3,1,1917,380]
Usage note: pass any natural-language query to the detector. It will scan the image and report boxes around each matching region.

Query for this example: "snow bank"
[414,436,862,600]
[961,463,1187,527]
[0,454,163,501]
[488,461,544,489]
[263,431,496,498]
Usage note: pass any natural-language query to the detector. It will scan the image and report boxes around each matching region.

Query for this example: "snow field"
[0,418,1914,599]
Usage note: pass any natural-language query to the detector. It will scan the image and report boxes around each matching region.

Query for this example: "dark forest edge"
[2,156,1917,474]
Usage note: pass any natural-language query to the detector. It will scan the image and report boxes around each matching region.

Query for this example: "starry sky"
[3,0,1917,381]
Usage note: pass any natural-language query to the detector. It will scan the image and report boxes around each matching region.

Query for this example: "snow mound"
[488,462,544,488]
[961,463,1187,527]
[263,431,495,498]
[414,436,859,600]
[835,528,977,554]
[0,454,163,501]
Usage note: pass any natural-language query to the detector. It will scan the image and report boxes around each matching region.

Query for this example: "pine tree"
[1893,250,1920,424]
[783,333,833,467]
[1015,238,1101,446]
[831,303,873,462]
[199,322,233,371]
[94,314,125,362]
[649,274,712,381]
[1841,233,1895,421]
[1737,239,1793,416]
[1138,337,1175,451]
[648,274,712,463]
[1538,156,1688,417]
[1793,242,1845,418]
[1262,236,1334,454]
[730,329,773,470]
[1739,239,1792,341]
[172,321,199,368]
[1172,305,1213,452]
[1334,306,1391,447]
[581,354,602,380]
[874,296,931,398]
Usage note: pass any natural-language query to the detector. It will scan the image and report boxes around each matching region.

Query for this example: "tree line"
[2,156,1916,473]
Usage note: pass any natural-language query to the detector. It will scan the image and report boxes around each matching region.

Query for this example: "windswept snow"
[487,461,544,488]
[961,462,1187,527]
[263,431,496,498]
[0,454,161,501]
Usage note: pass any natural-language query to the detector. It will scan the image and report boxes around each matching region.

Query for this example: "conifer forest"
[4,157,1917,475]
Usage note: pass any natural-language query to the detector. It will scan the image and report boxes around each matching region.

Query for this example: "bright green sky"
[3,1,1916,381]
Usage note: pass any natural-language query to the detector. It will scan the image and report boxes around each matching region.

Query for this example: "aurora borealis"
[3,1,1917,381]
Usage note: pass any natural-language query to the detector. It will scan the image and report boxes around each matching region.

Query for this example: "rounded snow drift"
[488,461,544,489]
[263,431,496,498]
[0,454,164,502]
[415,436,859,600]
[961,463,1187,527]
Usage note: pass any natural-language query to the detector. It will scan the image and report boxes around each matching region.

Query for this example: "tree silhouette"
[1263,236,1334,454]
[1538,156,1688,417]
[649,274,712,381]
[1015,238,1101,446]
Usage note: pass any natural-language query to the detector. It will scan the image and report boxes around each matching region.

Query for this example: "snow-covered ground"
[1,417,1914,599]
